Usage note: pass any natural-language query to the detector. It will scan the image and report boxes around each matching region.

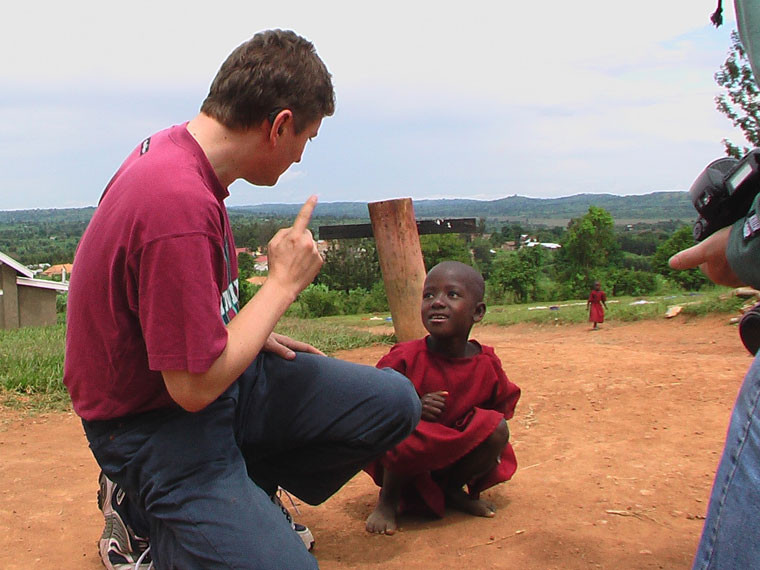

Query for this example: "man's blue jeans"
[693,353,760,569]
[83,352,421,569]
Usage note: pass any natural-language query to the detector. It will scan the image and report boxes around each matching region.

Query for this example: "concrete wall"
[0,264,20,329]
[18,286,58,328]
[0,263,59,329]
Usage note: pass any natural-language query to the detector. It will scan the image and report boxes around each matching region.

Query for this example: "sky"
[0,0,748,210]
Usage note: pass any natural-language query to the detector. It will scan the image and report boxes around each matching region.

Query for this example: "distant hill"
[0,207,96,224]
[232,191,696,224]
[0,192,696,226]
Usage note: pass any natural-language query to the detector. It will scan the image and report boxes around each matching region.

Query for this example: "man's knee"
[381,368,421,422]
[370,368,421,444]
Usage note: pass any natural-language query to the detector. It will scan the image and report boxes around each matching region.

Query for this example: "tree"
[497,222,525,245]
[315,238,381,293]
[470,237,495,280]
[556,206,620,298]
[652,225,709,290]
[715,30,760,157]
[419,234,471,270]
[561,207,618,274]
[488,246,543,303]
[230,218,287,252]
[237,252,256,280]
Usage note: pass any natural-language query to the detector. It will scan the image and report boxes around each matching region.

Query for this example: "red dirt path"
[0,314,752,569]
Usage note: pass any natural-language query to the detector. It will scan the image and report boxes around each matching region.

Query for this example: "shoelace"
[134,545,153,570]
[277,487,302,516]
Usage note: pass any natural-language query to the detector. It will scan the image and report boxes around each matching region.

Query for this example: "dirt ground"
[0,313,753,569]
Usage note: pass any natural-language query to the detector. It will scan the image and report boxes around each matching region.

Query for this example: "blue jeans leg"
[692,353,760,570]
[236,352,421,504]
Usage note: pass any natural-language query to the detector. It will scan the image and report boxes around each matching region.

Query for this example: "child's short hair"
[428,261,485,302]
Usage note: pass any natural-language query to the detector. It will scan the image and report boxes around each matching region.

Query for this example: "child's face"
[421,266,485,340]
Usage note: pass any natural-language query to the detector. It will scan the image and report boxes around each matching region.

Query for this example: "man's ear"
[268,109,293,143]
[473,302,486,323]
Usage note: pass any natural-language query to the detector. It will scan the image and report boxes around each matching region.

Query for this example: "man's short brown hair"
[201,29,335,133]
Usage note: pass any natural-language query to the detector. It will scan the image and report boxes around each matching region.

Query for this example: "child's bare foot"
[445,487,496,517]
[365,501,398,535]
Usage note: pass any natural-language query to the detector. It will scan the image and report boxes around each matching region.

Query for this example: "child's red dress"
[365,337,521,516]
[588,289,606,323]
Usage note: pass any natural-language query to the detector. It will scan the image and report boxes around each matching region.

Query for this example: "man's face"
[257,116,322,187]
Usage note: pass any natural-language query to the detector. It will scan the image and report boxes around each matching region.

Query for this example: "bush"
[362,280,390,313]
[555,271,591,300]
[56,292,68,325]
[289,284,345,318]
[484,280,507,306]
[605,269,659,296]
[253,280,389,318]
[488,248,542,303]
[621,252,652,272]
[533,276,564,302]
[238,280,261,309]
[652,226,709,290]
[340,288,368,315]
[339,281,390,314]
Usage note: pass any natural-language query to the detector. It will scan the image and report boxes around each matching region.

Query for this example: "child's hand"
[420,391,448,422]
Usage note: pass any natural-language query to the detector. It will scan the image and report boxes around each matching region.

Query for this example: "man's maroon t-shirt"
[64,124,238,421]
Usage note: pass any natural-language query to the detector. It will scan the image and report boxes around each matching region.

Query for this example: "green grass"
[0,287,746,412]
[274,316,395,353]
[482,288,745,326]
[0,324,69,411]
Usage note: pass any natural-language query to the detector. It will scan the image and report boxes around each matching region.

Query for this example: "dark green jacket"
[727,1,760,286]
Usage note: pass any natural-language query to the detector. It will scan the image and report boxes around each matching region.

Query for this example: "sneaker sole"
[295,524,315,551]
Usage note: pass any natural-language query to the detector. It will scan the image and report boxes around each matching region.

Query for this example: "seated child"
[365,261,521,534]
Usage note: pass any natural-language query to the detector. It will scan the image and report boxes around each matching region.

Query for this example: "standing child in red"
[365,261,521,535]
[587,280,608,330]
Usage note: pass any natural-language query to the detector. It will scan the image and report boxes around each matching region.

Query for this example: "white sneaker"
[97,472,153,570]
[272,490,315,551]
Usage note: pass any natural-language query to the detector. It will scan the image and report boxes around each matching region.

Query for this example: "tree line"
[0,202,703,318]
[233,207,705,318]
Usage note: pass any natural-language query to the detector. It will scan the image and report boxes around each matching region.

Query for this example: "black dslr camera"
[689,149,760,355]
[689,148,760,242]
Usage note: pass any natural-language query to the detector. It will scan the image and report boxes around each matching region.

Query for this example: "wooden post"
[368,198,428,342]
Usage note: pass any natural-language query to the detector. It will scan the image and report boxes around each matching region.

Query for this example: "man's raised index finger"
[293,195,318,233]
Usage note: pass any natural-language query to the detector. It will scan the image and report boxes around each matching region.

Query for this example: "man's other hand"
[263,332,326,360]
